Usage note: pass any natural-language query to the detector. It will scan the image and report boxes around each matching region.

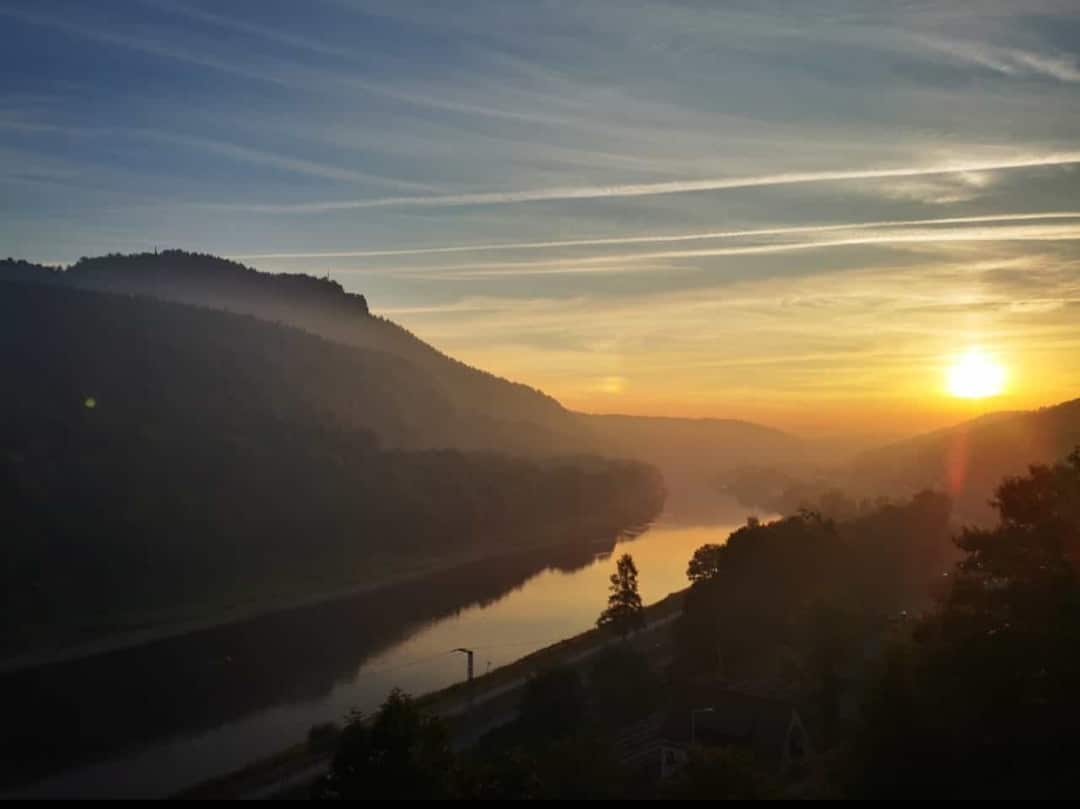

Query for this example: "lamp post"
[690,706,714,746]
[453,648,474,683]
[453,647,475,713]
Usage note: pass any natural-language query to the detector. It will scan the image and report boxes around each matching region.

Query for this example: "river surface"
[4,496,757,799]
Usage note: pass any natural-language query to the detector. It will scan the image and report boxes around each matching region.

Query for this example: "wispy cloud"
[141,0,368,63]
[214,153,1080,213]
[910,34,1080,83]
[231,212,1080,260]
[0,5,293,88]
[368,222,1080,279]
[0,117,430,190]
[141,130,435,189]
[388,250,1080,393]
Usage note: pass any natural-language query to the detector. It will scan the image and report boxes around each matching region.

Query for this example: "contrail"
[230,211,1080,260]
[222,152,1080,214]
[355,222,1080,279]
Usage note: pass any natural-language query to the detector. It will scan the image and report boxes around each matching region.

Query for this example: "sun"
[946,348,1006,399]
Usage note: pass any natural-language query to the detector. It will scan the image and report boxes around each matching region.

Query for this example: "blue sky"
[3,1,1080,434]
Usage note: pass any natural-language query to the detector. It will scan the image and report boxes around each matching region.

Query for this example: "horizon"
[5,246,1070,444]
[3,0,1080,436]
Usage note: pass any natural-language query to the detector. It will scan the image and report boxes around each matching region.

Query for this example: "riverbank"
[1,515,654,676]
[172,590,686,800]
[6,515,742,799]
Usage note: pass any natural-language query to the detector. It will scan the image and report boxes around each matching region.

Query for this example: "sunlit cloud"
[370,241,1080,420]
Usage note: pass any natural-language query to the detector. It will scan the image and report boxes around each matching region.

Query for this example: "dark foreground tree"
[687,542,725,583]
[314,689,456,799]
[853,449,1080,799]
[587,645,661,725]
[597,553,645,636]
[661,746,776,800]
[518,666,587,740]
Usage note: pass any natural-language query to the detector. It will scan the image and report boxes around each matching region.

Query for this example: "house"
[617,684,811,783]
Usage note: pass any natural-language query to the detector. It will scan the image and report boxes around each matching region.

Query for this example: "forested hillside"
[0,281,664,662]
[2,253,806,474]
[851,398,1080,523]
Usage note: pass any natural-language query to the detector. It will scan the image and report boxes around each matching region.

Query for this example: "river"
[3,495,757,799]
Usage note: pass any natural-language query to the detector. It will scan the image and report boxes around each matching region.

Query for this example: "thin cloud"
[142,0,366,63]
[136,130,434,189]
[0,5,289,88]
[0,3,584,133]
[377,222,1080,279]
[910,34,1080,82]
[231,212,1080,260]
[214,153,1080,213]
[0,118,430,190]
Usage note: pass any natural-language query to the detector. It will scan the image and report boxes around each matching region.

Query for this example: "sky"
[2,0,1080,439]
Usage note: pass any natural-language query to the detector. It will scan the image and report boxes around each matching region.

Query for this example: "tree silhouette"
[687,542,725,583]
[316,689,456,799]
[854,449,1080,798]
[597,553,644,636]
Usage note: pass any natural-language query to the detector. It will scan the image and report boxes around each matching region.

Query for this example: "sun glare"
[946,348,1006,399]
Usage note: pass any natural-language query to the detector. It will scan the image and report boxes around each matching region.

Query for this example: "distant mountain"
[851,398,1080,523]
[0,280,664,662]
[579,413,803,513]
[2,252,805,479]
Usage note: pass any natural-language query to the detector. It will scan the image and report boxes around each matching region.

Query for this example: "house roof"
[663,684,800,764]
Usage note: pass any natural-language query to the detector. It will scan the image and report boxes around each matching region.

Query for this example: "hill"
[851,398,1080,523]
[0,280,664,663]
[2,251,806,481]
[579,412,802,514]
[2,252,575,455]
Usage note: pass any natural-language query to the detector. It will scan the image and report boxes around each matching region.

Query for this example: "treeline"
[680,451,1080,797]
[284,455,1080,799]
[297,493,958,800]
[0,281,664,661]
[67,250,370,316]
[313,645,669,800]
[853,449,1080,798]
[722,464,891,520]
[672,490,953,763]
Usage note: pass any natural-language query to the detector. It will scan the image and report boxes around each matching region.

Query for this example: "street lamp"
[453,647,475,712]
[452,648,474,683]
[690,706,714,746]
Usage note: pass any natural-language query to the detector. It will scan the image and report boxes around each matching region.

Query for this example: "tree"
[587,645,660,725]
[661,746,775,800]
[687,543,725,583]
[853,449,1080,798]
[518,666,586,740]
[306,721,341,754]
[597,553,644,636]
[316,689,457,799]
